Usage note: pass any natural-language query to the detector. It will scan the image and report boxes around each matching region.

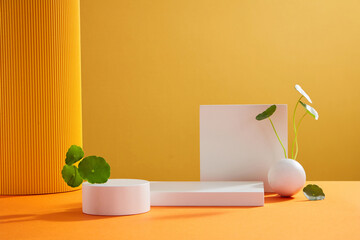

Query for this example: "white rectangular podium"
[150,181,264,206]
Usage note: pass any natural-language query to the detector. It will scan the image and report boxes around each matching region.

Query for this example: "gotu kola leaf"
[78,156,111,184]
[65,145,84,165]
[299,101,319,120]
[303,184,325,201]
[256,105,277,121]
[61,165,83,187]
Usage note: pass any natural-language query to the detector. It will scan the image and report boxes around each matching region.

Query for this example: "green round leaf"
[303,184,325,201]
[65,145,84,165]
[61,165,83,187]
[256,105,277,120]
[78,156,111,184]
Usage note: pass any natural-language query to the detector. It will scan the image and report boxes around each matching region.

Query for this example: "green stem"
[269,118,287,158]
[291,96,303,158]
[294,112,307,160]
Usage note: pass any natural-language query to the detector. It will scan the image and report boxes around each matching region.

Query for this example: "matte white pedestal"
[82,179,150,216]
[150,181,264,206]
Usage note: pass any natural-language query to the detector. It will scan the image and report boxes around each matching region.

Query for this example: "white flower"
[295,84,312,103]
[300,101,319,120]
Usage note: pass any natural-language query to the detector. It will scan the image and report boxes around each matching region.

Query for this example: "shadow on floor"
[1,193,298,223]
[149,205,261,220]
[151,211,226,220]
[264,193,294,204]
[0,189,81,199]
[0,204,121,224]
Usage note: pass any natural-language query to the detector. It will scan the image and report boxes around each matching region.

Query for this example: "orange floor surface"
[1,181,359,240]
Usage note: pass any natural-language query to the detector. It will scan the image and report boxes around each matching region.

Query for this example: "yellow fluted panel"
[0,0,82,194]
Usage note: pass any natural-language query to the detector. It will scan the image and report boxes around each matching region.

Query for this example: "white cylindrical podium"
[82,179,150,216]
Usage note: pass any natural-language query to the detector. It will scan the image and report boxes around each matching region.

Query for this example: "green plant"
[255,84,324,200]
[291,85,319,160]
[256,104,287,158]
[303,184,325,200]
[255,84,319,159]
[61,145,111,187]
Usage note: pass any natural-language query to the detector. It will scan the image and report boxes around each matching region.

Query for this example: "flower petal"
[295,84,312,103]
[300,101,319,120]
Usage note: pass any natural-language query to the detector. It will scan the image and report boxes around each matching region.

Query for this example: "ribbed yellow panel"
[0,0,82,194]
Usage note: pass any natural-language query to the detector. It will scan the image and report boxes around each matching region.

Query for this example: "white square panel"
[200,105,287,192]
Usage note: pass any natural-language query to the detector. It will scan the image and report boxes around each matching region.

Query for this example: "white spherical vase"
[268,158,306,197]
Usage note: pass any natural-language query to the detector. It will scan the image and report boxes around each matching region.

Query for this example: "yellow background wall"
[80,0,360,181]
